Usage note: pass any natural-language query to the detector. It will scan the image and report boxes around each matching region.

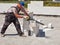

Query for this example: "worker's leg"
[13,19,24,36]
[1,15,11,34]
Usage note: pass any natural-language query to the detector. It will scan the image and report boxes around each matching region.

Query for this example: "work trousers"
[1,13,23,36]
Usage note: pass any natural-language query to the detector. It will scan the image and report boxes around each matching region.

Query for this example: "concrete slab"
[0,15,60,45]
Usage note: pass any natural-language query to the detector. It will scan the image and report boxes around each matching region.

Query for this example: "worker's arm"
[20,5,29,16]
[14,14,23,18]
[12,8,23,18]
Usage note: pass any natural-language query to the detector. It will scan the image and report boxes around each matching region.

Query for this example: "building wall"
[28,1,60,15]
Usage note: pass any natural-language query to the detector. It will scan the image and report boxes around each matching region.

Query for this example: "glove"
[23,16,30,21]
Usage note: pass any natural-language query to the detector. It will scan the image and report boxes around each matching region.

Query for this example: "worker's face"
[17,4,21,9]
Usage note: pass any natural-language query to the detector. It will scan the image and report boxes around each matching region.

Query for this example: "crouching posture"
[0,2,29,37]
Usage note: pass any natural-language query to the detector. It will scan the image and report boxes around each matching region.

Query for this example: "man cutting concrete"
[0,1,29,37]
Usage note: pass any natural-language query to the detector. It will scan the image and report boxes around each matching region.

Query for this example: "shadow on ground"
[5,34,18,36]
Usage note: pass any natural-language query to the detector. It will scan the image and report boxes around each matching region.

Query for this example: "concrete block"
[29,20,39,37]
[23,12,34,36]
[24,30,28,36]
[23,18,30,30]
[29,20,36,27]
[42,23,53,32]
[32,26,39,36]
[42,23,53,31]
[48,23,53,29]
[43,25,48,29]
[30,1,43,7]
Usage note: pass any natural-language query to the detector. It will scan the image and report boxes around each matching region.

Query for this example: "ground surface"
[0,14,60,45]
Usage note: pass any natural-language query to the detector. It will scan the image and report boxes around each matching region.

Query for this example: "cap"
[19,1,25,6]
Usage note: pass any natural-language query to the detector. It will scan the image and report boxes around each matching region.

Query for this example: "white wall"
[28,1,60,15]
[0,3,17,13]
[0,2,60,15]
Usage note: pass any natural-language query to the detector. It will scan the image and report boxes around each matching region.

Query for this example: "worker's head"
[19,1,25,6]
[17,1,25,9]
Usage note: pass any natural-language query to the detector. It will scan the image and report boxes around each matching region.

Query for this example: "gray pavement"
[0,15,60,45]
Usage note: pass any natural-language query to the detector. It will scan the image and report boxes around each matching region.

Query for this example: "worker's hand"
[23,16,30,21]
